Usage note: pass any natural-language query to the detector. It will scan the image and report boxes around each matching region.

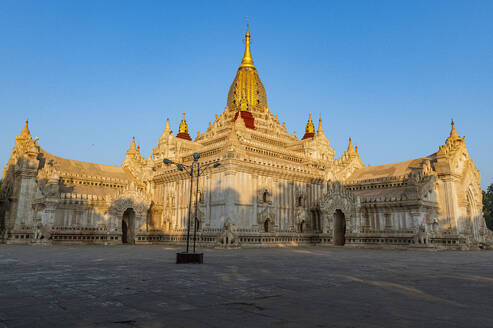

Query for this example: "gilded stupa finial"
[176,112,192,141]
[317,115,324,135]
[179,112,189,134]
[240,18,255,69]
[305,112,315,134]
[301,112,316,140]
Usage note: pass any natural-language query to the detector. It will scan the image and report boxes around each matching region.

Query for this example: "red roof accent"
[176,132,192,141]
[301,132,315,140]
[233,111,255,130]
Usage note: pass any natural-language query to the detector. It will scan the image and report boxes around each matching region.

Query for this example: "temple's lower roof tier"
[347,155,435,183]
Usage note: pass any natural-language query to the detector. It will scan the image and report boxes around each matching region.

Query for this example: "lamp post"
[163,153,220,264]
[192,160,221,253]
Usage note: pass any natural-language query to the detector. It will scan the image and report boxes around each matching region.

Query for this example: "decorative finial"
[179,112,189,134]
[301,113,315,140]
[240,19,255,69]
[449,118,459,139]
[317,115,324,135]
[305,112,315,134]
[19,119,31,137]
[347,137,355,153]
[176,111,192,141]
[127,136,137,154]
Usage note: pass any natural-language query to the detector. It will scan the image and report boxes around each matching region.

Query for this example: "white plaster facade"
[1,29,490,249]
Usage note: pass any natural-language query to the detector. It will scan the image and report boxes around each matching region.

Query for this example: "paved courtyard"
[1,245,493,328]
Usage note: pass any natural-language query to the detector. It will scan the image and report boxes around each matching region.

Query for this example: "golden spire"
[239,18,255,69]
[179,112,189,134]
[305,112,315,134]
[317,116,324,135]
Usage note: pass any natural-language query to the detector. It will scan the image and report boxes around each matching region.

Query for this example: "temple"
[0,26,490,248]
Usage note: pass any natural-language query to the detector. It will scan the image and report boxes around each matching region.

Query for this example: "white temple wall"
[436,179,459,231]
[14,175,36,228]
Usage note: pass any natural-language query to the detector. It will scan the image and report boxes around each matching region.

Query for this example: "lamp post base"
[176,252,204,264]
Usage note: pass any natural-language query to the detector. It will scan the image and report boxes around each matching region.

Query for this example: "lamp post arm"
[198,161,220,175]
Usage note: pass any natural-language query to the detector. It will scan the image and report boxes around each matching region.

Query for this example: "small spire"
[176,112,192,141]
[449,118,459,139]
[179,112,189,134]
[160,118,172,139]
[165,118,170,132]
[317,116,324,135]
[305,112,315,134]
[19,120,31,138]
[239,19,255,69]
[301,113,316,140]
[347,137,355,153]
[127,136,137,154]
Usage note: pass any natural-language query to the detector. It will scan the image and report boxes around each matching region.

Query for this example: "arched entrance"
[334,209,346,246]
[122,208,135,244]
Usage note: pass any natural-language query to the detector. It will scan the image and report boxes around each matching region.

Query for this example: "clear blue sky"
[1,1,492,188]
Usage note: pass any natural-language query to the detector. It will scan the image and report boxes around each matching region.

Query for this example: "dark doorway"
[334,209,346,246]
[122,208,135,244]
[264,218,271,232]
[300,220,305,233]
[311,209,321,232]
[122,220,128,244]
